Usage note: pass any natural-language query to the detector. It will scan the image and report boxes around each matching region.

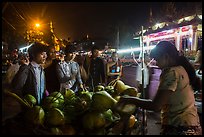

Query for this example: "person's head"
[28,42,48,64]
[47,46,56,60]
[64,45,77,61]
[195,46,202,64]
[150,41,201,91]
[91,46,100,58]
[111,52,119,62]
[150,41,179,69]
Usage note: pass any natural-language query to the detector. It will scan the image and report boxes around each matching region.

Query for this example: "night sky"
[2,2,200,44]
[32,2,162,40]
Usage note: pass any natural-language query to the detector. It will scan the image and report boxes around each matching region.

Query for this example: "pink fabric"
[45,90,49,96]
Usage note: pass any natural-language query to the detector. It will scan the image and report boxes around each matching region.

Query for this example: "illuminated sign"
[181,26,190,32]
[145,25,192,42]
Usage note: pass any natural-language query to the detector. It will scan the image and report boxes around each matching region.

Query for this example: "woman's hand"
[116,96,135,107]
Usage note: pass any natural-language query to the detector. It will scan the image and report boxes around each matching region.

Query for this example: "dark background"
[2,2,202,49]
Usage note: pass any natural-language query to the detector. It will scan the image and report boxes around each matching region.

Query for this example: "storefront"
[134,14,202,52]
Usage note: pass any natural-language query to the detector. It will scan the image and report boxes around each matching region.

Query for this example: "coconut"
[79,91,92,102]
[91,91,117,112]
[45,108,65,126]
[94,85,105,92]
[42,96,60,110]
[23,94,37,107]
[82,111,106,130]
[104,86,115,94]
[50,127,63,135]
[64,89,75,99]
[24,105,45,126]
[103,109,114,122]
[114,80,130,94]
[121,87,138,96]
[60,125,76,135]
[49,92,64,104]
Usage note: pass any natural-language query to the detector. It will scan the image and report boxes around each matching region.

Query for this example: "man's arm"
[11,64,29,97]
[56,63,71,83]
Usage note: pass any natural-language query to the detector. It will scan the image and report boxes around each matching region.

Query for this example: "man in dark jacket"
[84,46,105,89]
[44,46,61,93]
[12,42,48,105]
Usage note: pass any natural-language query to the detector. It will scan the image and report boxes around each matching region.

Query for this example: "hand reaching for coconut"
[115,96,136,110]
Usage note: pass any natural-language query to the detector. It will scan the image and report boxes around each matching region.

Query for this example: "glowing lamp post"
[35,23,40,28]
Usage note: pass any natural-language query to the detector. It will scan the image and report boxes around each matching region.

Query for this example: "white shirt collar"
[31,61,41,68]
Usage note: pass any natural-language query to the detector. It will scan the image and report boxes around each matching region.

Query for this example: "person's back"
[75,54,88,84]
[89,57,105,86]
[85,46,105,87]
[160,66,200,126]
[44,59,60,93]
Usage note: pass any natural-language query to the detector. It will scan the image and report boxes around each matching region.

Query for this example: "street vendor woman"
[116,41,202,135]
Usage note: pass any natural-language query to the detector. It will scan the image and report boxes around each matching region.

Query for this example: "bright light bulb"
[35,23,40,27]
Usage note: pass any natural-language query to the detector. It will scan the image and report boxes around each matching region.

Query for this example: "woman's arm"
[118,89,172,111]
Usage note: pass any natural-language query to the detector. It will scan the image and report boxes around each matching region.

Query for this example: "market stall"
[2,79,146,135]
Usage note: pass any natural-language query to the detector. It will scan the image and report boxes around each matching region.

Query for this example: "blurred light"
[197,24,202,31]
[155,23,160,28]
[117,46,156,53]
[189,37,192,43]
[35,23,40,27]
[19,44,32,51]
[184,16,192,21]
[178,18,184,24]
[133,37,140,40]
[198,15,202,19]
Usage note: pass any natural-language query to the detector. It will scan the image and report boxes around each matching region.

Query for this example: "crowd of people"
[3,42,124,100]
[2,40,202,135]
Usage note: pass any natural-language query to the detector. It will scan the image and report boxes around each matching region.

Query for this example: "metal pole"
[141,26,147,135]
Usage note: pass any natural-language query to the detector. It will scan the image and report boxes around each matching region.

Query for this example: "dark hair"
[46,46,56,59]
[28,42,48,61]
[91,46,99,53]
[179,56,201,90]
[150,41,179,61]
[65,45,77,54]
[150,41,200,90]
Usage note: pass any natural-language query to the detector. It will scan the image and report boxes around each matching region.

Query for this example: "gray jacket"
[56,61,83,91]
[11,63,46,104]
